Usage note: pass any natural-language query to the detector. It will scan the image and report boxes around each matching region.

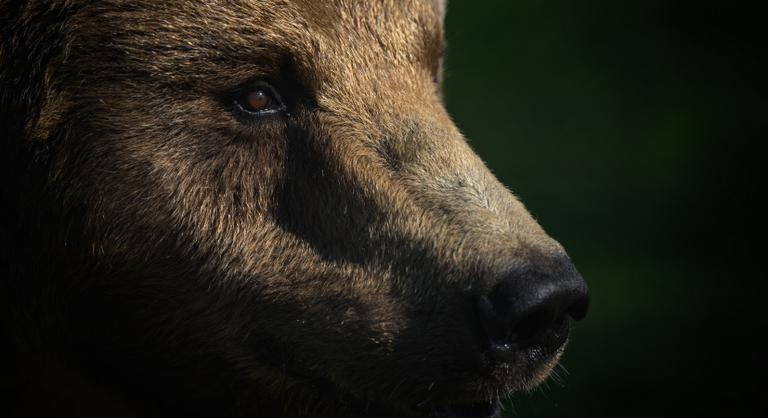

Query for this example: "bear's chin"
[272,344,565,418]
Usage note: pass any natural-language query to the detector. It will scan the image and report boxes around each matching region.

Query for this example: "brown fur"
[1,1,579,417]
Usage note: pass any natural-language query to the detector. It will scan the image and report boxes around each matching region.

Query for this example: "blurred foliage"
[443,1,765,417]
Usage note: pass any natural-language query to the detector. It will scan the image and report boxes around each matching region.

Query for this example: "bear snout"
[473,255,590,362]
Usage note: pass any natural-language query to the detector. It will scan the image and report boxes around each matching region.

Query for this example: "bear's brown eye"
[247,91,271,111]
[234,83,285,116]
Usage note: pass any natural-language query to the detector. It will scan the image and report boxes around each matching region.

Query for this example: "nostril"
[475,295,506,341]
[509,308,556,345]
[475,294,561,346]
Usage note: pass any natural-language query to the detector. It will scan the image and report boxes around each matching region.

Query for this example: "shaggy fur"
[1,1,582,417]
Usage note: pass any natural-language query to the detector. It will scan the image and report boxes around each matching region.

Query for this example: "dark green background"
[443,1,765,417]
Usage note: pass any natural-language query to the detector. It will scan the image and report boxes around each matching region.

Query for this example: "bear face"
[0,1,589,417]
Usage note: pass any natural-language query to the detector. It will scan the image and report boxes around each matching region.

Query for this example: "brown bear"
[0,1,589,417]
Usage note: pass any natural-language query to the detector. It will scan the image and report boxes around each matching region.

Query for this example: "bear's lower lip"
[433,400,501,418]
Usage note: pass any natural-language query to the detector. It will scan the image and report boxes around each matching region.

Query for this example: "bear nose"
[475,257,589,358]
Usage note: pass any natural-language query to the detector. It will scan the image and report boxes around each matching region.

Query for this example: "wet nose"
[475,256,589,357]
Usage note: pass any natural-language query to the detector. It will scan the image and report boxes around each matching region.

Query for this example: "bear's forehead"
[68,0,442,65]
[64,0,443,87]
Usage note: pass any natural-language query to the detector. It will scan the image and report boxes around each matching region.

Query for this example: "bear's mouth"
[433,400,502,418]
[341,394,503,418]
[252,326,562,418]
[273,360,508,418]
[262,346,559,418]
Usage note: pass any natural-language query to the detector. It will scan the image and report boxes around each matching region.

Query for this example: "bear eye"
[234,83,285,116]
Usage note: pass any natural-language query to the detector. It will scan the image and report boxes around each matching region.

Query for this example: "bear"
[0,1,589,417]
